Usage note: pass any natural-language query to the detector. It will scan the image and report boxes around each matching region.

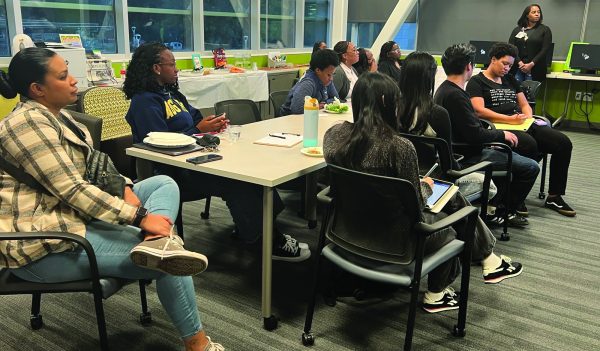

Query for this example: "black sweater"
[508,23,552,82]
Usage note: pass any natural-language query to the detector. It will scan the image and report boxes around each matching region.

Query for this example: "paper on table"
[253,133,303,147]
[493,118,535,131]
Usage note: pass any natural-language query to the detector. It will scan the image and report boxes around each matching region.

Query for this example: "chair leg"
[538,155,547,199]
[138,280,152,326]
[404,283,420,351]
[301,255,322,346]
[176,201,184,239]
[92,291,109,351]
[201,196,211,219]
[500,174,511,241]
[454,214,475,337]
[30,293,43,330]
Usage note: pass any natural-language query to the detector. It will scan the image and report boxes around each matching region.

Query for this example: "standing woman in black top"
[377,41,402,84]
[508,4,552,83]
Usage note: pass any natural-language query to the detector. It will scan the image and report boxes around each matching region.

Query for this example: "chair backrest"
[399,133,454,180]
[79,87,132,141]
[270,90,289,117]
[79,87,135,179]
[521,80,542,103]
[214,99,261,125]
[326,164,422,264]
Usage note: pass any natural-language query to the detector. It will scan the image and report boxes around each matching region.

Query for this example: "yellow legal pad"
[493,118,535,131]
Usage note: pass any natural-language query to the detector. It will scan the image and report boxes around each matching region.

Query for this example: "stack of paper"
[254,133,303,147]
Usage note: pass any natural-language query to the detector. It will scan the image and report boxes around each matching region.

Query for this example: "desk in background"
[126,111,352,330]
[543,71,600,127]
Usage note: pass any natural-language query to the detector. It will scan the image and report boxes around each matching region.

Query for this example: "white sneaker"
[204,336,224,351]
[130,233,207,276]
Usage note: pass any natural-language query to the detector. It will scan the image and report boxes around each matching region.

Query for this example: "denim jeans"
[11,175,203,339]
[515,70,533,83]
[463,149,540,210]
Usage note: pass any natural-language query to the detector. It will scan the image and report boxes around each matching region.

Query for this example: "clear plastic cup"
[228,125,241,143]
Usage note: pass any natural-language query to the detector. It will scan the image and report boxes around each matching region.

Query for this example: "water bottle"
[303,96,319,147]
[119,62,127,79]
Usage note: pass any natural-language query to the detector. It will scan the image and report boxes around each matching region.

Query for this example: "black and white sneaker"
[516,203,529,217]
[507,211,528,227]
[272,234,311,262]
[483,255,523,284]
[545,196,576,217]
[422,287,460,313]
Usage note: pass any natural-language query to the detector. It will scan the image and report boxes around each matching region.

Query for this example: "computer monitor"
[469,40,498,66]
[570,43,600,74]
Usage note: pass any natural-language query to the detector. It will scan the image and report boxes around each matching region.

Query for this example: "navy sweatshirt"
[279,69,339,116]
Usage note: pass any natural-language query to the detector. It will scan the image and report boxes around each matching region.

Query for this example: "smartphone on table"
[186,154,223,164]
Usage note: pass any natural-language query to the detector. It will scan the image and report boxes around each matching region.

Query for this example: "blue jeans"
[515,70,532,83]
[11,175,202,339]
[463,149,540,210]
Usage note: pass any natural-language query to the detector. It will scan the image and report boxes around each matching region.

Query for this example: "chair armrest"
[447,161,492,179]
[480,119,496,130]
[533,114,551,126]
[414,206,478,235]
[317,186,332,205]
[0,232,101,281]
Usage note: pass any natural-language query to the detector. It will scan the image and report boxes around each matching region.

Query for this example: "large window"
[204,0,251,50]
[260,0,295,49]
[304,0,329,48]
[0,0,8,56]
[128,0,192,52]
[21,0,116,53]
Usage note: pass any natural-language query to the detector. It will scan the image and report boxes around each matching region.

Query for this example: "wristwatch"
[132,206,148,227]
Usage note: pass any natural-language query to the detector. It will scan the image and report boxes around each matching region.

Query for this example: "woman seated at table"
[279,49,340,116]
[323,72,523,312]
[466,42,575,217]
[332,40,360,100]
[0,47,223,350]
[377,41,402,84]
[124,43,310,262]
[353,48,378,76]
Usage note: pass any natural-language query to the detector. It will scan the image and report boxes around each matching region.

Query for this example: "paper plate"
[143,137,196,149]
[300,147,324,157]
[322,108,348,114]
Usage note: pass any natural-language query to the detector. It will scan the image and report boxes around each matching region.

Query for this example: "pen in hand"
[423,162,439,178]
[269,134,286,139]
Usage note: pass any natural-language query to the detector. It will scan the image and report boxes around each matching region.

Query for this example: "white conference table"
[126,110,353,329]
[177,70,269,109]
[543,71,600,127]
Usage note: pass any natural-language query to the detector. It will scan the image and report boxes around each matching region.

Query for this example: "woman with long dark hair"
[324,72,522,313]
[377,41,402,84]
[124,43,310,261]
[353,48,377,76]
[508,3,552,82]
[0,47,222,350]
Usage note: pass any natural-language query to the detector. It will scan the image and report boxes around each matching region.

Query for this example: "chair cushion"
[323,240,464,286]
[99,277,131,299]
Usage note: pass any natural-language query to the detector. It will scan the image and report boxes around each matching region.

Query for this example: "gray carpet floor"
[1,130,599,351]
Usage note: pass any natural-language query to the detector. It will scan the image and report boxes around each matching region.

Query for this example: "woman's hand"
[520,62,534,74]
[140,213,173,238]
[507,113,529,125]
[123,186,141,207]
[196,113,228,133]
[421,176,434,189]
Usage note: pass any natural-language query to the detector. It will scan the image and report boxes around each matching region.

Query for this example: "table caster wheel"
[302,332,315,346]
[499,232,510,241]
[263,315,278,331]
[453,325,466,337]
[30,314,43,330]
[140,311,152,326]
[538,192,546,199]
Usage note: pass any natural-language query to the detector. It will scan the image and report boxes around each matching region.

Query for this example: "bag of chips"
[212,48,227,69]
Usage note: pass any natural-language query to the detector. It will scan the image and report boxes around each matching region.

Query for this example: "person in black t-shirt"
[508,4,552,83]
[467,42,575,217]
[434,43,540,227]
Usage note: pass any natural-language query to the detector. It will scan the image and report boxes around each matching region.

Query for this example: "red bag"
[212,48,227,69]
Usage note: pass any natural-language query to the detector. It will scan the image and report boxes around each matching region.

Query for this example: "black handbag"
[60,114,126,198]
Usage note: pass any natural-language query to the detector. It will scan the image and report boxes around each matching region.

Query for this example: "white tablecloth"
[177,70,269,109]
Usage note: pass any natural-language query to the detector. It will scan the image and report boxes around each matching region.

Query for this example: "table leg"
[304,173,317,229]
[551,80,572,128]
[261,186,277,330]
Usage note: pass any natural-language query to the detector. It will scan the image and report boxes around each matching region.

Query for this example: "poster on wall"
[59,34,83,48]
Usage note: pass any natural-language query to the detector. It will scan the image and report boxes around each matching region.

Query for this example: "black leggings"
[512,123,572,195]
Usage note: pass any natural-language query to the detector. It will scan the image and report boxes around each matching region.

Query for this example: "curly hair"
[123,42,173,99]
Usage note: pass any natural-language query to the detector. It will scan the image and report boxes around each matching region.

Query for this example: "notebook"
[132,142,204,156]
[253,133,303,147]
[493,118,535,131]
[425,179,459,214]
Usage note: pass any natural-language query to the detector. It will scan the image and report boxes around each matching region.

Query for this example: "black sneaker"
[483,255,523,284]
[272,234,311,262]
[485,214,505,227]
[516,203,529,217]
[545,196,576,217]
[507,212,528,227]
[422,287,460,313]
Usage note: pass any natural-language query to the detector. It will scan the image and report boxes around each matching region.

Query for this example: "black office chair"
[0,232,152,351]
[269,90,289,118]
[301,164,477,351]
[399,133,493,220]
[521,80,542,111]
[214,99,261,125]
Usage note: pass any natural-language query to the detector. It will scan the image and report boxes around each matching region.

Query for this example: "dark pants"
[158,165,285,244]
[423,192,496,292]
[463,148,540,211]
[512,124,572,195]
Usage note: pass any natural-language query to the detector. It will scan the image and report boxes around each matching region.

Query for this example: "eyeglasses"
[158,61,177,67]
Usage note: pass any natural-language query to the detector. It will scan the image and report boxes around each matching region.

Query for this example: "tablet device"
[425,179,459,213]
